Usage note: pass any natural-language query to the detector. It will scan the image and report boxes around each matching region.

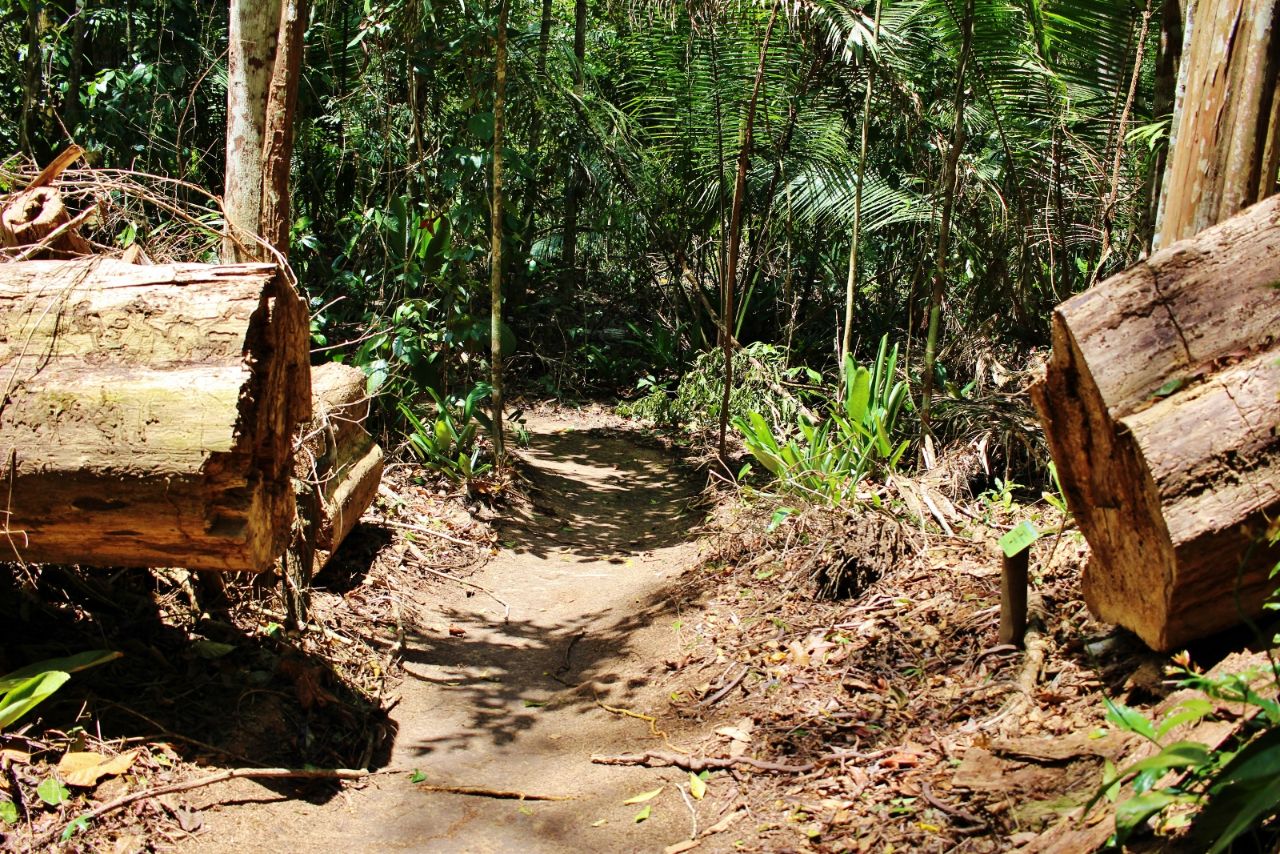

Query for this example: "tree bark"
[718,0,781,462]
[490,0,509,465]
[559,0,588,292]
[1153,0,1280,248]
[0,259,311,571]
[841,1,882,376]
[224,0,283,262]
[920,0,973,436]
[259,0,308,257]
[1031,195,1280,651]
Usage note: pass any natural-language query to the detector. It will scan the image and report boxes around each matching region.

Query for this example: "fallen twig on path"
[919,780,988,832]
[591,751,814,774]
[382,518,482,549]
[401,542,511,622]
[30,767,370,851]
[417,783,573,801]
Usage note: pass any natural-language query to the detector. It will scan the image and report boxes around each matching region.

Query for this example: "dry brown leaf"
[664,840,700,854]
[58,749,139,787]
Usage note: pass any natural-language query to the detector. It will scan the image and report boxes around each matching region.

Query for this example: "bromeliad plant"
[399,383,495,483]
[734,335,910,503]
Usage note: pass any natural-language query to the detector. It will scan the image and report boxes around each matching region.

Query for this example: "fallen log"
[1031,195,1280,651]
[295,362,383,569]
[0,257,310,571]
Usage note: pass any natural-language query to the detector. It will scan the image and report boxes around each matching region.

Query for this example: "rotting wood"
[999,548,1029,646]
[0,258,310,571]
[1005,650,1272,854]
[1031,194,1280,650]
[296,362,384,569]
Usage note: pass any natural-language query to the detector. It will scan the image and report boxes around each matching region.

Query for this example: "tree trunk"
[1031,195,1280,651]
[20,0,41,155]
[224,0,283,262]
[718,1,781,462]
[841,1,882,376]
[0,259,311,572]
[490,0,509,466]
[920,0,973,436]
[559,0,587,290]
[259,0,308,256]
[1153,0,1280,249]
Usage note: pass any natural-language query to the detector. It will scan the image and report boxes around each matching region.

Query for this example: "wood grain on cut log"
[296,362,383,569]
[0,258,310,571]
[1032,195,1280,650]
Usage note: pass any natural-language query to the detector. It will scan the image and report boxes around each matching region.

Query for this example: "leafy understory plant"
[1092,528,1280,850]
[400,383,495,483]
[0,651,120,730]
[734,335,909,503]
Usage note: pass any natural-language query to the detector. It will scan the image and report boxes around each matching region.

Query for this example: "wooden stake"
[999,548,1029,647]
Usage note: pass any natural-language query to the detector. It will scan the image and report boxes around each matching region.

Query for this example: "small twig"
[32,768,368,850]
[402,546,510,622]
[591,751,814,774]
[416,783,572,801]
[698,664,748,707]
[920,780,988,830]
[382,519,483,549]
[678,781,699,839]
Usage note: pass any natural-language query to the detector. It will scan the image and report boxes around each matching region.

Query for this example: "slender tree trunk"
[919,0,973,437]
[259,0,308,257]
[224,0,283,261]
[1092,0,1152,284]
[559,0,587,290]
[718,1,781,462]
[20,0,41,154]
[840,0,882,378]
[490,0,509,467]
[64,0,88,133]
[510,0,554,314]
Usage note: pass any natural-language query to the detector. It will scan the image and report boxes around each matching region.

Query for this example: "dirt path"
[189,414,708,852]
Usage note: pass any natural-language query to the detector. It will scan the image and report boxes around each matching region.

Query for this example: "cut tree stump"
[295,362,383,570]
[1031,195,1280,651]
[0,258,310,571]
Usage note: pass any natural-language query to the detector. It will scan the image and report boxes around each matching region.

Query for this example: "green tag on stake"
[1000,521,1041,558]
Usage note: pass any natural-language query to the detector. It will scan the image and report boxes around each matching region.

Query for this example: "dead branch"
[591,751,814,774]
[416,783,573,801]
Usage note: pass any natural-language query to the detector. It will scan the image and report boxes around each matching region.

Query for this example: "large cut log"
[1032,195,1280,651]
[295,362,383,569]
[0,258,311,571]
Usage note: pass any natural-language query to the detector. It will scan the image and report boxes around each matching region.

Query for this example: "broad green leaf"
[36,777,70,807]
[0,672,70,729]
[1104,697,1157,742]
[0,651,119,691]
[633,804,652,822]
[1115,790,1192,844]
[0,801,16,825]
[1156,698,1216,739]
[1194,727,1280,852]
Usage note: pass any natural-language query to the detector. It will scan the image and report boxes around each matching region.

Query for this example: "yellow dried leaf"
[688,772,706,800]
[623,787,663,805]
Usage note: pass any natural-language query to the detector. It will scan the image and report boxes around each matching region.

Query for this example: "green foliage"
[0,651,120,731]
[399,384,495,483]
[1091,527,1280,849]
[734,336,910,503]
